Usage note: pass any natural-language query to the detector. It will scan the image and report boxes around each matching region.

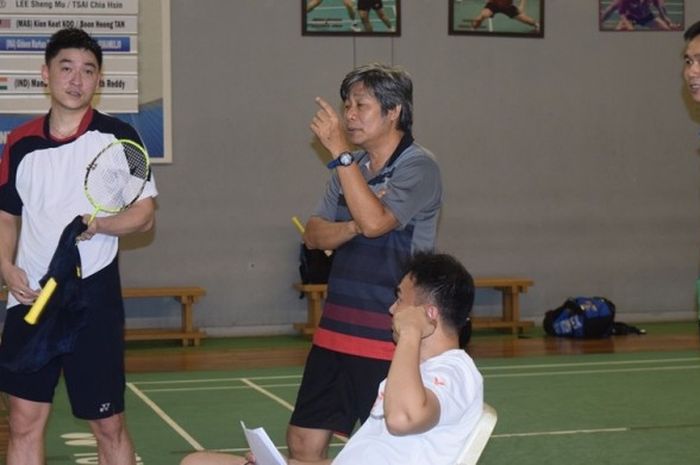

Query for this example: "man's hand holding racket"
[76,216,97,241]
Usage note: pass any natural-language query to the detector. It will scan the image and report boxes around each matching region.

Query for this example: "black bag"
[543,297,616,338]
[298,244,333,285]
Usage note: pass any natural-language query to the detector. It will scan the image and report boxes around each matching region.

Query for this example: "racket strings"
[85,141,150,212]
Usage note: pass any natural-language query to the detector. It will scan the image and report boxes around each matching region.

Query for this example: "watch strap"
[327,151,353,169]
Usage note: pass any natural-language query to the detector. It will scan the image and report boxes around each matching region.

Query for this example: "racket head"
[84,139,151,215]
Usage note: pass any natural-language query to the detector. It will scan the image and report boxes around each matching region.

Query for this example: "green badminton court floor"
[21,349,700,465]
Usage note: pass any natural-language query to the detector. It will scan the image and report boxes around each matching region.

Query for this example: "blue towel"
[0,216,88,373]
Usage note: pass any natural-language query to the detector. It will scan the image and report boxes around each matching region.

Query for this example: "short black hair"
[340,63,413,133]
[684,20,700,42]
[45,28,102,69]
[403,252,474,336]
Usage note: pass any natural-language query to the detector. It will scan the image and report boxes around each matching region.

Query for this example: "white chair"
[455,403,498,465]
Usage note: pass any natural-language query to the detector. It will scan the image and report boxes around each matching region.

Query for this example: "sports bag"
[298,244,333,285]
[543,297,616,338]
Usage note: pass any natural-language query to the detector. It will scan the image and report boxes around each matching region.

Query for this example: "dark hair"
[340,63,413,133]
[45,28,102,69]
[684,20,700,41]
[403,252,474,336]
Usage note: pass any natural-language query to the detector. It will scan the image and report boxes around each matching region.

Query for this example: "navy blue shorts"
[289,345,391,435]
[0,259,126,420]
[358,0,384,12]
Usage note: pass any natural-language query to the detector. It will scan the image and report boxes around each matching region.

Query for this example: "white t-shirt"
[0,110,157,309]
[333,349,484,465]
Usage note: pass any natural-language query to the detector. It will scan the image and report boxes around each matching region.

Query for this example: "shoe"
[351,22,361,32]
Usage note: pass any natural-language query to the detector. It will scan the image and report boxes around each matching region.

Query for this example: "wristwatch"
[326,151,354,169]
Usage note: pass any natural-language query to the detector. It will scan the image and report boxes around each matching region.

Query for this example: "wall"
[5,0,700,332]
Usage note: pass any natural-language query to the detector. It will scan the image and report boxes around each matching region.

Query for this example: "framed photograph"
[599,0,684,31]
[302,0,400,36]
[449,0,544,38]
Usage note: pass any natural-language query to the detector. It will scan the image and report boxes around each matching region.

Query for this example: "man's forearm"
[304,216,358,250]
[92,197,155,237]
[384,331,424,415]
[336,166,398,237]
[383,331,438,435]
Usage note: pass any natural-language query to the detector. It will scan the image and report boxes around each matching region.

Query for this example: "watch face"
[340,152,353,166]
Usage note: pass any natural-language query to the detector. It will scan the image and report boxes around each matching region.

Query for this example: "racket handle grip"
[24,278,58,325]
[291,216,305,235]
[292,216,332,256]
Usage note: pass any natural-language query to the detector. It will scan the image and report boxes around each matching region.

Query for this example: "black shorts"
[290,345,391,436]
[485,2,519,19]
[358,0,383,12]
[630,13,655,26]
[0,259,126,420]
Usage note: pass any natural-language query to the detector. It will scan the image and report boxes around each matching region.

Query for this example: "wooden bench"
[469,278,535,334]
[294,277,534,336]
[0,286,206,346]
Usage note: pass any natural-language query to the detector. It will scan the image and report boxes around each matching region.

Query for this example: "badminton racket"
[83,138,151,223]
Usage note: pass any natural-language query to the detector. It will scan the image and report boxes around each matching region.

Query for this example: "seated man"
[181,252,483,465]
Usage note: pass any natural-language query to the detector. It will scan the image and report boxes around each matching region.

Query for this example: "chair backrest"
[455,403,498,465]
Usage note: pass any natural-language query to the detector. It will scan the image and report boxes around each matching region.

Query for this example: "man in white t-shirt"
[0,28,157,465]
[181,251,483,465]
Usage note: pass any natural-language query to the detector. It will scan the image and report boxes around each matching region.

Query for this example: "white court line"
[241,378,296,411]
[133,357,700,392]
[313,6,348,12]
[485,364,700,379]
[493,427,628,439]
[241,378,348,444]
[142,383,301,393]
[492,422,700,439]
[126,382,205,451]
[129,357,699,387]
[480,357,700,371]
[134,374,301,385]
[138,364,700,391]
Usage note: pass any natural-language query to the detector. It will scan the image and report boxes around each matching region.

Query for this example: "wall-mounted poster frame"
[0,0,172,163]
[302,0,400,36]
[125,0,172,163]
[449,0,544,38]
[599,0,684,31]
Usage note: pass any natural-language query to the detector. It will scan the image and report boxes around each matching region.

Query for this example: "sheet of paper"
[240,421,287,465]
